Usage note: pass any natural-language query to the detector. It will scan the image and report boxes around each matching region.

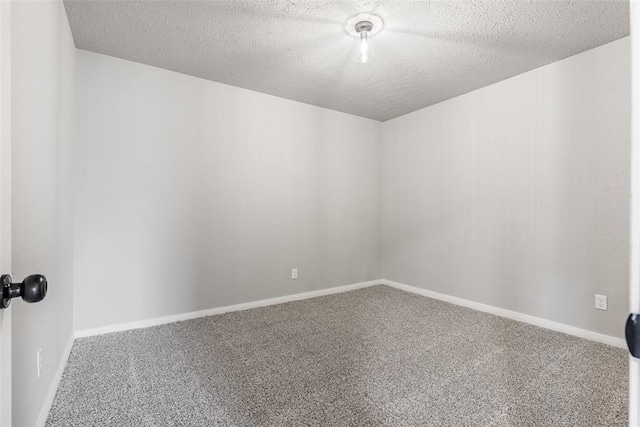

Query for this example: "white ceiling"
[63,0,629,121]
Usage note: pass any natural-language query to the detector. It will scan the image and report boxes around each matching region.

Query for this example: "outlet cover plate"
[595,294,608,311]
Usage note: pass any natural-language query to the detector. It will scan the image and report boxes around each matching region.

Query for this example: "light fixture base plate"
[345,14,383,37]
[355,21,373,33]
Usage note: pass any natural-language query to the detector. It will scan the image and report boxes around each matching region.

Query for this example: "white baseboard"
[36,332,74,427]
[75,280,383,339]
[383,279,626,349]
[75,279,627,349]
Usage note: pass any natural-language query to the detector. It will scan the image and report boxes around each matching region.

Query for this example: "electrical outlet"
[37,349,43,378]
[595,294,608,311]
[291,268,298,279]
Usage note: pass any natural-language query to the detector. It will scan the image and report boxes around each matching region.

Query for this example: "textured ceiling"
[64,0,629,121]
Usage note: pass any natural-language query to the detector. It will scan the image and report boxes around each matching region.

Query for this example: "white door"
[631,1,640,426]
[0,1,10,425]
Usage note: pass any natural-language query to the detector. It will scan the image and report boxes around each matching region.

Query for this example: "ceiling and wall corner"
[66,1,633,341]
[62,0,629,122]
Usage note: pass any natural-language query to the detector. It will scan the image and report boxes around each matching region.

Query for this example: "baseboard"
[75,279,626,349]
[35,332,74,427]
[75,280,383,339]
[382,279,627,349]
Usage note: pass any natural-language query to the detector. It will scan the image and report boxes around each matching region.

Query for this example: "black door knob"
[1,274,48,309]
[627,313,640,358]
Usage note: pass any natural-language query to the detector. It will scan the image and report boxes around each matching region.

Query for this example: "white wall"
[382,37,630,338]
[74,50,382,331]
[11,0,75,426]
[0,2,12,425]
[76,38,630,340]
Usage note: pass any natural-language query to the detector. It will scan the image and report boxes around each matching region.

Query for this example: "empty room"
[1,0,640,426]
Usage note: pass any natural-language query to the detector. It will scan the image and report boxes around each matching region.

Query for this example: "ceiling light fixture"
[346,14,383,64]
[354,20,374,64]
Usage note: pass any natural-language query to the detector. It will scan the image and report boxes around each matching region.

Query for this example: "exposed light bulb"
[359,31,371,63]
[354,21,375,64]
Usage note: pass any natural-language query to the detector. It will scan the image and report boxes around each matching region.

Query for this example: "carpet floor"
[46,285,628,426]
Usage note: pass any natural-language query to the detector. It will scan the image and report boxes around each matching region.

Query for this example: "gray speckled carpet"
[46,285,628,426]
